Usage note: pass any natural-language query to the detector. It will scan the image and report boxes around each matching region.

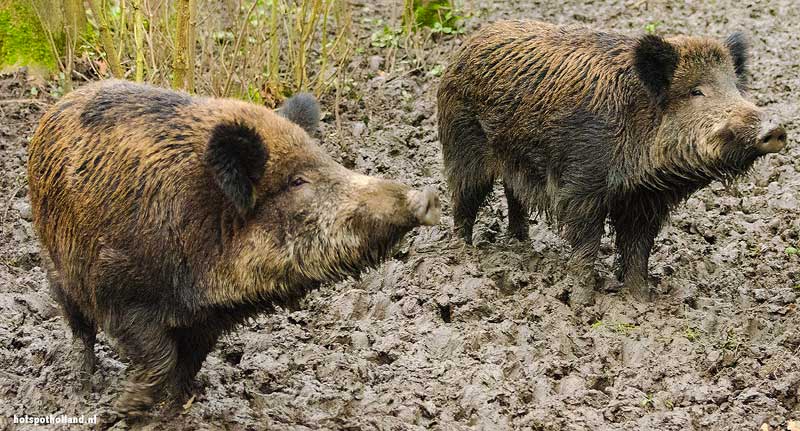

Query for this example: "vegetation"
[1,0,465,105]
[0,1,59,74]
[590,320,639,335]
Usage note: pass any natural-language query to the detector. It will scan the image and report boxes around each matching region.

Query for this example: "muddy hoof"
[80,376,92,394]
[507,227,529,242]
[554,271,598,306]
[96,408,126,428]
[600,277,624,293]
[113,390,155,419]
[626,281,654,302]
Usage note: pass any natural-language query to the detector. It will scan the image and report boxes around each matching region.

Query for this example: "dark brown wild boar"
[27,80,440,416]
[438,21,787,303]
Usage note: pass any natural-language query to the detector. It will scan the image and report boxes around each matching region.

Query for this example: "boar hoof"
[79,373,92,394]
[96,407,126,428]
[555,271,598,306]
[113,388,155,418]
[508,226,530,242]
[626,280,654,302]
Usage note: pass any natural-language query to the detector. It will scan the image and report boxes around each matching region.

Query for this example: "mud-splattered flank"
[1,0,798,430]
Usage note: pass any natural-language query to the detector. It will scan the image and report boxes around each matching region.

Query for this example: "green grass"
[644,21,661,34]
[684,326,701,342]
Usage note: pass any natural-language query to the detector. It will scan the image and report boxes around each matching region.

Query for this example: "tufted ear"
[206,122,268,215]
[634,34,679,104]
[277,93,320,135]
[725,32,749,87]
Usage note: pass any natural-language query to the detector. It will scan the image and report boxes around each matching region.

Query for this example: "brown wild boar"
[438,21,787,302]
[27,80,440,415]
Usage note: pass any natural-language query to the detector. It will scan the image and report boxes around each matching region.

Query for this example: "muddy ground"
[1,0,799,429]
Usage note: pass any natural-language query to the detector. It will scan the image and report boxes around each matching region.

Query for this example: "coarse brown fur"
[28,80,440,416]
[438,21,786,300]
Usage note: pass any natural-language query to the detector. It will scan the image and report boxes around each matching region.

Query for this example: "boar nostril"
[757,125,787,154]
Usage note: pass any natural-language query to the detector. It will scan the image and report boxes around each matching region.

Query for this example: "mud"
[1,0,799,429]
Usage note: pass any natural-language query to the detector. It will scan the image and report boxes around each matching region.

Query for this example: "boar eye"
[690,88,705,97]
[289,176,309,188]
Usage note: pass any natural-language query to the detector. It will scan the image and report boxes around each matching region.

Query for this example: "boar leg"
[562,205,607,304]
[611,202,668,299]
[503,179,530,241]
[452,174,494,244]
[441,100,494,244]
[169,325,222,401]
[110,312,177,416]
[46,263,97,391]
[61,297,97,391]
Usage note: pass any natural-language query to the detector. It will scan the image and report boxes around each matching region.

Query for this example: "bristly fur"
[27,80,424,416]
[438,20,771,297]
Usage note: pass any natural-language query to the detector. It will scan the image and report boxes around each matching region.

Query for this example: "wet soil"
[1,0,799,429]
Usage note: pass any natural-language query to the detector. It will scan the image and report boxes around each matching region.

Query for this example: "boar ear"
[206,122,268,214]
[278,93,320,135]
[725,32,749,86]
[634,35,679,104]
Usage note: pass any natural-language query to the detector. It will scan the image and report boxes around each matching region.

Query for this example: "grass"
[27,0,354,105]
[23,0,470,105]
[640,393,655,409]
[591,320,639,335]
[684,326,701,342]
[644,21,661,34]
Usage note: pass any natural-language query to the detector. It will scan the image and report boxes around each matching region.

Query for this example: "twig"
[0,99,50,106]
[2,182,25,225]
[222,0,259,97]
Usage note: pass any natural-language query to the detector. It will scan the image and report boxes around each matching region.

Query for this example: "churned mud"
[1,1,799,429]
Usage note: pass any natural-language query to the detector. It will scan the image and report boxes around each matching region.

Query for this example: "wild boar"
[28,80,440,415]
[438,21,787,302]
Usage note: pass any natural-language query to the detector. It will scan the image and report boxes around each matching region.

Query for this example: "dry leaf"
[182,394,196,411]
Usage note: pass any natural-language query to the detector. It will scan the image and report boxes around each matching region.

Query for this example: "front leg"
[611,200,669,299]
[169,325,223,404]
[560,205,608,306]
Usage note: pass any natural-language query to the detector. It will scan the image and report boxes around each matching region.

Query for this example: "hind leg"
[45,261,97,391]
[440,100,495,244]
[504,178,530,241]
[63,299,97,391]
[451,171,494,244]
